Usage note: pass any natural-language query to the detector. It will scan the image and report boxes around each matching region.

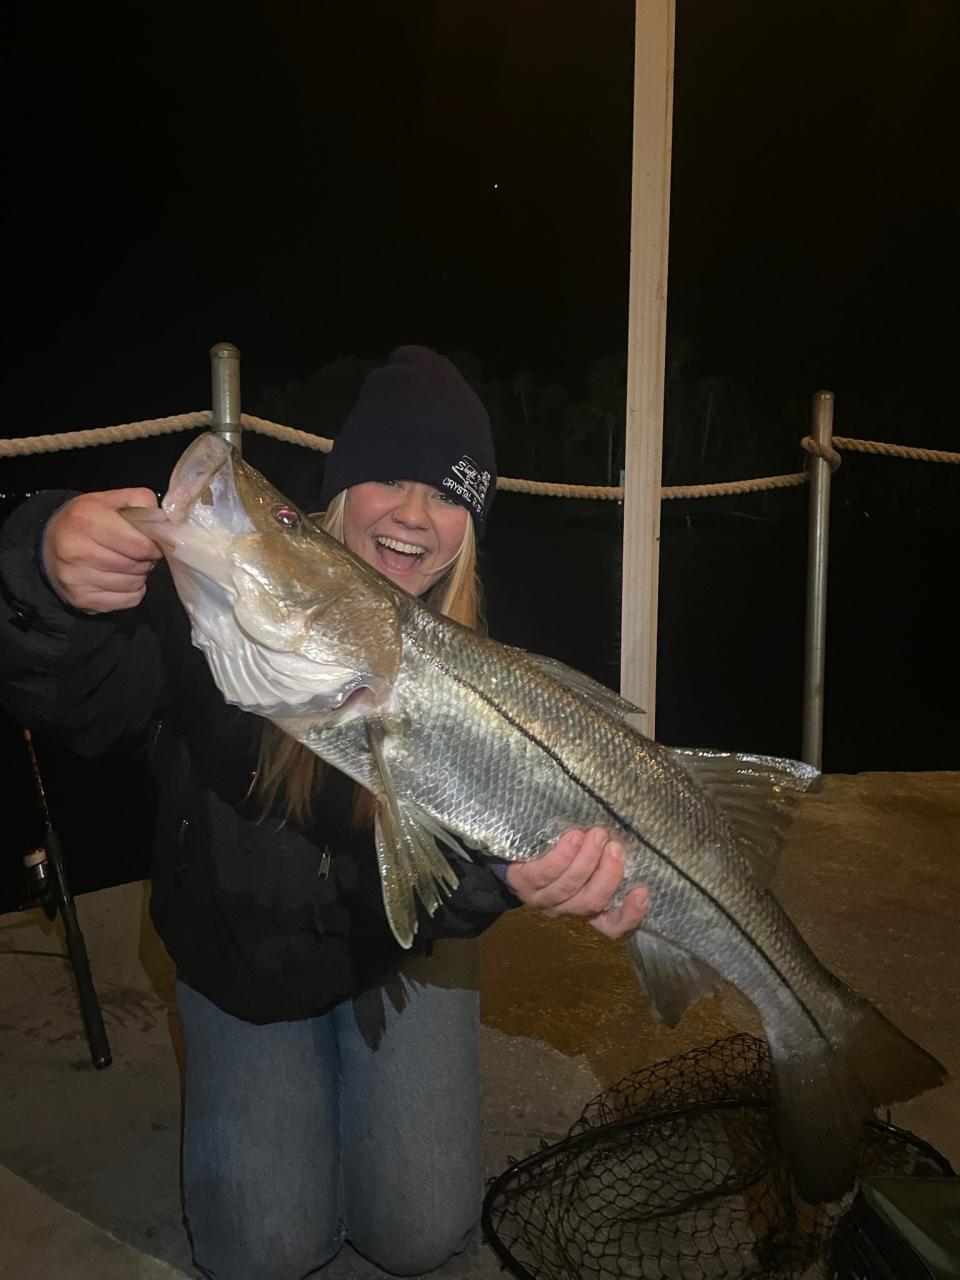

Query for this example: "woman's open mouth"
[375,534,429,574]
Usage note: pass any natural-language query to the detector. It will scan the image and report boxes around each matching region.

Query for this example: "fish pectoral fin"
[367,722,459,950]
[624,930,723,1028]
[667,748,820,887]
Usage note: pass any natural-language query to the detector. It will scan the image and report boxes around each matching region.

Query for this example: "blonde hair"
[255,488,483,823]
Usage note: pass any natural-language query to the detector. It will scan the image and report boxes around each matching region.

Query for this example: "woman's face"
[342,480,469,596]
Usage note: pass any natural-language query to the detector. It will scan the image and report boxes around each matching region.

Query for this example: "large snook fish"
[126,432,945,1204]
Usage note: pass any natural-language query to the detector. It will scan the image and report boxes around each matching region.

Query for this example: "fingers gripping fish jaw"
[126,433,406,722]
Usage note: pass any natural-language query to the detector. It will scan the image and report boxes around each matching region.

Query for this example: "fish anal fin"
[625,930,723,1029]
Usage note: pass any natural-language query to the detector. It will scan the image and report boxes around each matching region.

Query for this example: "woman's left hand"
[506,828,650,940]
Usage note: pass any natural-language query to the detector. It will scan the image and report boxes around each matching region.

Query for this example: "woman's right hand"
[506,828,650,940]
[41,489,162,613]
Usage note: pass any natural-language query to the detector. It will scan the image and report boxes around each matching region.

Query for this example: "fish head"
[124,432,403,720]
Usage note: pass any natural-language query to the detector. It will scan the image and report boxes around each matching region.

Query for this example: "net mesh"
[482,1034,952,1280]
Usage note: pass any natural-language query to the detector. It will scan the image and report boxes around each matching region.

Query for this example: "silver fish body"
[125,433,946,1205]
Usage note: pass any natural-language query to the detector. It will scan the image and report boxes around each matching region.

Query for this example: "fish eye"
[272,504,301,529]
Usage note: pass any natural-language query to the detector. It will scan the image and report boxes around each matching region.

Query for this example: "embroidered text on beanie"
[318,346,497,534]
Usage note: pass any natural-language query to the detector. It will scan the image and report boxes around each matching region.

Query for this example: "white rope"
[2,413,956,501]
[832,436,960,465]
[0,413,210,457]
[243,415,332,452]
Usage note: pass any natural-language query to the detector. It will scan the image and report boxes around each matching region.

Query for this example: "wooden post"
[619,0,676,735]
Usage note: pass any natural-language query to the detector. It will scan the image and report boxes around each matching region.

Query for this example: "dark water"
[484,486,957,772]
[1,479,956,915]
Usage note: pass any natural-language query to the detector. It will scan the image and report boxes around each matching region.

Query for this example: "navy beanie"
[319,346,497,535]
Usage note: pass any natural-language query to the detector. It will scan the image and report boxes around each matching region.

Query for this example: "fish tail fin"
[843,994,947,1106]
[771,986,946,1204]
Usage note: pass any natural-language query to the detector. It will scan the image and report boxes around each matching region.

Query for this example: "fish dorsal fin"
[366,721,460,949]
[526,652,645,720]
[669,748,820,886]
[625,929,723,1028]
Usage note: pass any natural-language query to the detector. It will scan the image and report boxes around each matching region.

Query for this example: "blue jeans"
[176,944,482,1279]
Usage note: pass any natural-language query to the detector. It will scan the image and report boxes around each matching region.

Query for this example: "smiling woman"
[319,345,497,528]
[342,478,470,595]
[0,343,648,1280]
[317,345,495,631]
[257,347,496,823]
[317,343,498,630]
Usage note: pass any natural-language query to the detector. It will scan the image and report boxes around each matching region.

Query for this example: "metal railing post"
[210,342,242,454]
[802,390,834,769]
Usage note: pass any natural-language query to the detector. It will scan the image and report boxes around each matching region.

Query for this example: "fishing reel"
[21,842,59,921]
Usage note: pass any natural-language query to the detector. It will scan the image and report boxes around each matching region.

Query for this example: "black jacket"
[0,492,517,1023]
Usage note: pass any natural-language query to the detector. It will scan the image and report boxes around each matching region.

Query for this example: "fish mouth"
[164,433,255,535]
[124,433,255,580]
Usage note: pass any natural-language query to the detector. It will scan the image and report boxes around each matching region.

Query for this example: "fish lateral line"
[407,630,831,1045]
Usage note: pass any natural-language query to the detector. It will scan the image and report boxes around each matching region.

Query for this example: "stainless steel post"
[210,342,242,453]
[802,391,834,769]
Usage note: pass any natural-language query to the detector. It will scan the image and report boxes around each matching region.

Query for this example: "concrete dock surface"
[1,770,957,1279]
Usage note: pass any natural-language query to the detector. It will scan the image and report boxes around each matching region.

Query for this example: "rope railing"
[1,388,954,772]
[0,413,211,458]
[829,435,959,466]
[2,413,956,499]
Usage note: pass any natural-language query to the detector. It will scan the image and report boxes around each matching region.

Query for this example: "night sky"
[8,0,957,438]
[1,1,958,904]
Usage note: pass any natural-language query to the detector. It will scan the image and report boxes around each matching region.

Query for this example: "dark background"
[2,1,957,909]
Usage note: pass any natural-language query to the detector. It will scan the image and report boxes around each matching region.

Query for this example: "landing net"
[482,1033,953,1280]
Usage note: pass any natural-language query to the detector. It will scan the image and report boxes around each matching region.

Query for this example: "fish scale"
[125,431,947,1208]
[312,609,880,1062]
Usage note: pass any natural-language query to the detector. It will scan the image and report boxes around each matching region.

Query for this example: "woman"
[0,346,648,1278]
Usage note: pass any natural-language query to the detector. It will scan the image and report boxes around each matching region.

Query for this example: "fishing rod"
[21,728,112,1070]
